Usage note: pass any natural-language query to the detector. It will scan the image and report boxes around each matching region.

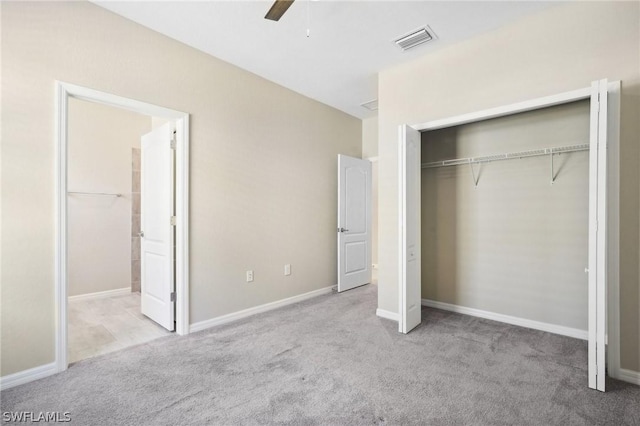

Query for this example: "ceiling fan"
[264,0,295,21]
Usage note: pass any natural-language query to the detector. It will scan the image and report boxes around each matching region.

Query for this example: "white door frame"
[398,81,621,384]
[55,81,190,373]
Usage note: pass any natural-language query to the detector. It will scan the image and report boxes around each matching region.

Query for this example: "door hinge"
[170,292,176,302]
[170,131,176,150]
[170,216,177,226]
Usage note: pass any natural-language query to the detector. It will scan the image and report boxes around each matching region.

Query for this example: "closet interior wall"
[421,100,590,331]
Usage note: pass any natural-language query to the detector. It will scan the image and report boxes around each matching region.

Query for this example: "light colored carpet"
[1,284,639,425]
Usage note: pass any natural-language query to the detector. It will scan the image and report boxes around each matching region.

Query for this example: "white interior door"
[337,155,372,292]
[140,122,175,331]
[399,125,421,333]
[588,78,608,391]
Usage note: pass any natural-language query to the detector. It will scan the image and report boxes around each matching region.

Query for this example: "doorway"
[337,154,373,292]
[398,80,621,391]
[66,98,176,362]
[55,82,190,372]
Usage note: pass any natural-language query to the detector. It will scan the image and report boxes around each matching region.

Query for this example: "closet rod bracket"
[469,161,479,188]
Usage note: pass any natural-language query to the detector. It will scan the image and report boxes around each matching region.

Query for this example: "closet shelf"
[421,143,589,169]
[422,143,590,187]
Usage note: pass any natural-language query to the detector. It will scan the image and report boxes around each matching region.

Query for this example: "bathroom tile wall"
[131,148,141,292]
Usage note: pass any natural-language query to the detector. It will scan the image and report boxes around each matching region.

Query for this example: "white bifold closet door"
[399,125,422,334]
[588,79,608,392]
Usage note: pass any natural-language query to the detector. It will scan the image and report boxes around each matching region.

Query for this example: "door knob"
[337,227,349,233]
[138,231,144,238]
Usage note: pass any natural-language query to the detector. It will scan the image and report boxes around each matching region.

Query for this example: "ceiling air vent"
[360,99,378,111]
[394,26,436,51]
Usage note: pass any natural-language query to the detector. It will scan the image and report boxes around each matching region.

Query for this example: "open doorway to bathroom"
[55,82,190,373]
[66,98,175,363]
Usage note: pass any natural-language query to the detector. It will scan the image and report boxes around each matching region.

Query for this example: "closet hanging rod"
[421,143,589,169]
[67,191,122,197]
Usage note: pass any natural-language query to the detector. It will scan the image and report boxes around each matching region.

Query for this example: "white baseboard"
[189,286,334,333]
[617,368,640,386]
[0,362,58,391]
[376,308,399,322]
[421,299,588,341]
[68,287,130,302]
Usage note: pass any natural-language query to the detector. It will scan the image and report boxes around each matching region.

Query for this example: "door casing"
[55,81,190,373]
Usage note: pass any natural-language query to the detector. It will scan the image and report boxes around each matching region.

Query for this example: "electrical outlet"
[246,270,254,282]
[284,264,291,276]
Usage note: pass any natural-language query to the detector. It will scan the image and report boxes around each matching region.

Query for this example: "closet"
[398,80,620,391]
[420,101,590,333]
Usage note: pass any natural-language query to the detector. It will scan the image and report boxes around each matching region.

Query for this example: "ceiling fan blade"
[264,0,295,21]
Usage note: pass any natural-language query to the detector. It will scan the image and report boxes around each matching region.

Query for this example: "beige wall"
[378,2,639,372]
[67,98,150,297]
[422,101,590,330]
[371,161,378,267]
[0,1,361,376]
[362,117,379,158]
[362,117,379,266]
[151,117,170,130]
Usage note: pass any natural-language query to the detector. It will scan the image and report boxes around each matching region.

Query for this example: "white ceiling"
[94,1,556,119]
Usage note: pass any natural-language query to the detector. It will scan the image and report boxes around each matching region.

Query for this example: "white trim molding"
[617,369,640,386]
[376,308,399,322]
[174,115,191,337]
[190,286,333,333]
[413,86,592,132]
[605,80,621,382]
[55,81,190,376]
[68,287,130,302]
[421,299,588,341]
[0,363,58,391]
